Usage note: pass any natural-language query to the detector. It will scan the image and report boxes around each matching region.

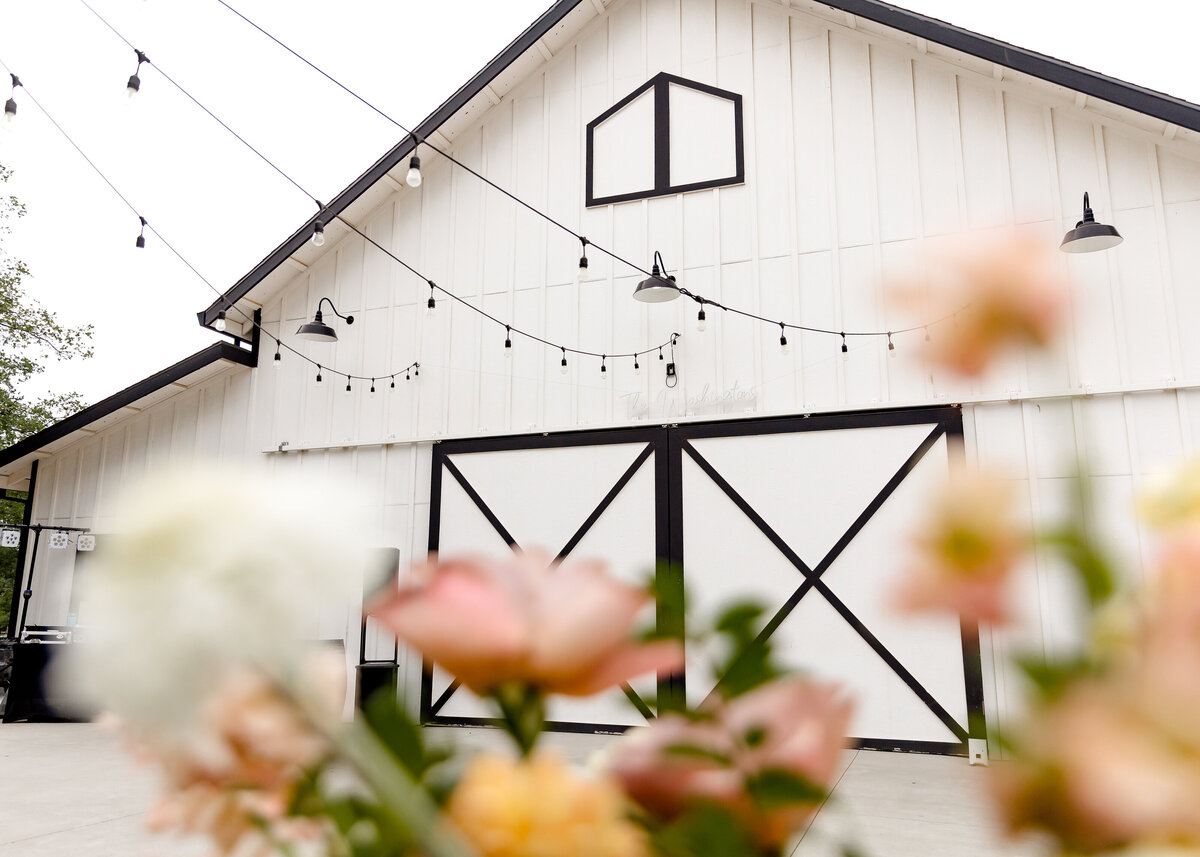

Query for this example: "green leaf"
[746,769,827,808]
[663,742,733,766]
[1015,653,1091,702]
[651,805,760,857]
[362,689,446,781]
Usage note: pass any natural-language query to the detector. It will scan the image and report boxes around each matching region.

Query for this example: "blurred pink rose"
[369,552,683,696]
[895,470,1026,626]
[991,682,1200,851]
[889,233,1071,377]
[608,678,853,847]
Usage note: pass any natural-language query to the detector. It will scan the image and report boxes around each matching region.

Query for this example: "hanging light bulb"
[390,375,396,389]
[406,369,411,381]
[840,333,849,359]
[697,305,707,332]
[4,73,20,126]
[426,282,436,317]
[345,379,352,394]
[577,238,589,283]
[273,341,282,367]
[214,311,227,333]
[135,216,147,248]
[560,347,568,375]
[779,323,789,355]
[125,50,148,98]
[311,220,325,247]
[887,332,896,356]
[406,155,422,187]
[924,326,931,343]
[504,325,513,358]
[634,355,641,375]
[315,365,323,384]
[370,378,376,394]
[414,364,420,377]
[600,356,608,380]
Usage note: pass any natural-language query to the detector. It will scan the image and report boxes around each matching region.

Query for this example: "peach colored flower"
[895,469,1026,626]
[607,678,853,848]
[990,682,1200,852]
[888,233,1071,377]
[369,552,683,696]
[446,752,646,857]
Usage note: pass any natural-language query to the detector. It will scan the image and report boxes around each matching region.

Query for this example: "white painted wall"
[16,0,1200,745]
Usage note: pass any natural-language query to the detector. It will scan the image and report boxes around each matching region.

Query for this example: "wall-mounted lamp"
[1061,192,1123,253]
[633,251,681,303]
[296,297,354,343]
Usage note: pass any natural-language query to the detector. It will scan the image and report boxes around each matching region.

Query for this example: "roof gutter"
[197,0,583,328]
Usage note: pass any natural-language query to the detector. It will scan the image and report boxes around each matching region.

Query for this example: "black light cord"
[72,0,681,367]
[0,55,418,386]
[212,0,966,341]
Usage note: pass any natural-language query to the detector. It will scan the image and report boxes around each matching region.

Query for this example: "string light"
[311,219,325,246]
[600,355,607,380]
[405,368,411,381]
[560,347,568,375]
[887,332,896,355]
[426,282,436,316]
[414,364,419,377]
[924,326,931,343]
[841,333,849,358]
[4,73,19,125]
[659,346,664,361]
[273,340,281,366]
[390,375,395,389]
[315,365,322,383]
[633,355,640,375]
[504,325,512,358]
[125,49,148,98]
[135,216,147,248]
[370,378,376,394]
[345,378,352,394]
[214,310,227,333]
[577,237,589,283]
[697,303,707,332]
[406,154,422,188]
[779,323,789,355]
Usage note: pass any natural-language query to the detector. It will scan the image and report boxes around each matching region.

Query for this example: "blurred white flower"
[53,466,363,743]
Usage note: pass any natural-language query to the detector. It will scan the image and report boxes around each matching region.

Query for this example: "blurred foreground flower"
[447,753,646,857]
[143,655,343,854]
[1138,458,1200,531]
[52,467,361,739]
[369,552,683,697]
[608,678,852,850]
[895,469,1026,626]
[889,233,1071,377]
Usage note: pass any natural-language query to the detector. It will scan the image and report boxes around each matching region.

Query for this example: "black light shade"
[296,309,338,342]
[1061,192,1123,253]
[633,265,680,303]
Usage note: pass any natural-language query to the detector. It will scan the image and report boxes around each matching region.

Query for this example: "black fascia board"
[820,0,1200,133]
[0,342,254,470]
[197,0,584,328]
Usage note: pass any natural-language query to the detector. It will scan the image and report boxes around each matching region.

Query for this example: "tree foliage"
[0,162,94,633]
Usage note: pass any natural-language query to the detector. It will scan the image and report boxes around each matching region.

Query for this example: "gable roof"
[197,0,1200,330]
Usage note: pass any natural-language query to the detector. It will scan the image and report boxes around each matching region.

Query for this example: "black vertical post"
[655,427,686,713]
[17,525,42,639]
[7,459,38,639]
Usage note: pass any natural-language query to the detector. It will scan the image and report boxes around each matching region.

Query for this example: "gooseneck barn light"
[1061,192,1123,253]
[296,297,354,343]
[632,251,681,303]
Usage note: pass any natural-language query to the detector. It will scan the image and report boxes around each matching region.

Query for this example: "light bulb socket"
[126,74,140,96]
[215,311,227,332]
[370,380,376,393]
[312,221,325,246]
[887,333,895,351]
[135,234,145,248]
[4,98,16,119]
[840,333,849,354]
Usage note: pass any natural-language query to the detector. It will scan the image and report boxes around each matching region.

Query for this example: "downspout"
[5,459,37,639]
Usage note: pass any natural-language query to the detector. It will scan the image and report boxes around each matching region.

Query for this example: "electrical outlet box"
[666,362,677,378]
[968,738,988,766]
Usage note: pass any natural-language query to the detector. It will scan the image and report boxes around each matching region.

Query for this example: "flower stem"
[493,684,545,757]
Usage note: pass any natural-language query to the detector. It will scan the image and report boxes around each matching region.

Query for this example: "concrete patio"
[0,723,1045,857]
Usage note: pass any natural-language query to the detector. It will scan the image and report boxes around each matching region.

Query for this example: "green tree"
[1,163,93,633]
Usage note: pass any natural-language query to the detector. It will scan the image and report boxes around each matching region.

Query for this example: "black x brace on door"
[424,406,986,755]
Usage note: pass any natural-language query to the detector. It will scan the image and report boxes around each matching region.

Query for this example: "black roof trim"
[0,343,254,471]
[821,0,1200,133]
[198,0,584,327]
[200,0,1200,326]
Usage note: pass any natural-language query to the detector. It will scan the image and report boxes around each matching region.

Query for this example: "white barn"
[4,0,1200,760]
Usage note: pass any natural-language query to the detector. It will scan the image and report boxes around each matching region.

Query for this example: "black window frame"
[585,71,745,207]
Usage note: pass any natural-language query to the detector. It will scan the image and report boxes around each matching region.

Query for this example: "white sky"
[0,0,1197,407]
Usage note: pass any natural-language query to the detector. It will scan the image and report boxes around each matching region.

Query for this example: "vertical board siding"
[19,0,1200,733]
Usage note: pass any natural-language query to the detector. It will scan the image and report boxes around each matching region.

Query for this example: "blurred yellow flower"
[895,469,1027,625]
[447,753,646,857]
[1139,459,1200,531]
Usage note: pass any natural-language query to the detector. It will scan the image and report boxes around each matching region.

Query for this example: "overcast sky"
[0,0,1197,407]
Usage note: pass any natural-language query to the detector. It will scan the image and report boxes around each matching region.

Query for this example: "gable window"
[586,72,744,207]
